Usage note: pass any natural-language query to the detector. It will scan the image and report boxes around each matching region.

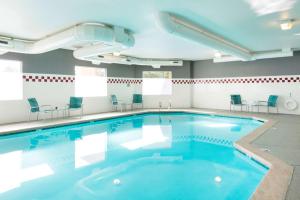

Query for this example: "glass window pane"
[142,71,172,95]
[75,66,107,97]
[143,71,172,79]
[0,59,22,100]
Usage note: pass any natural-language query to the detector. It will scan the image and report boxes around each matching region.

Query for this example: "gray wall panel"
[0,49,192,78]
[7,46,297,79]
[192,51,300,78]
[0,49,136,77]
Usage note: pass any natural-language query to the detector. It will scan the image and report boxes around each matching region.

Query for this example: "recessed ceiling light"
[113,52,121,56]
[280,19,294,30]
[214,52,222,58]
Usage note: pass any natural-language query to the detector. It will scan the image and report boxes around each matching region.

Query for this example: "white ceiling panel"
[0,0,300,60]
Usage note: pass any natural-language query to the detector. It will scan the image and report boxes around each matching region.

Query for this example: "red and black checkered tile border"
[23,75,74,83]
[107,78,142,84]
[172,80,192,84]
[22,74,300,85]
[192,76,300,84]
[107,78,192,84]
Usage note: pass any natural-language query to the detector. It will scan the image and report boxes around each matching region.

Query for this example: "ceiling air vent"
[0,40,9,46]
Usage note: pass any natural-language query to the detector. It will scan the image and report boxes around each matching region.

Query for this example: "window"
[143,71,172,79]
[0,59,22,100]
[75,66,107,97]
[142,71,172,95]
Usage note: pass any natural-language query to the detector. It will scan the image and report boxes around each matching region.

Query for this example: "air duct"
[0,23,182,67]
[0,50,7,55]
[0,23,134,56]
[158,12,253,61]
[82,54,183,68]
[213,49,294,63]
[253,49,293,59]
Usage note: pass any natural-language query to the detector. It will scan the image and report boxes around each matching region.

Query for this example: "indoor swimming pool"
[0,112,267,200]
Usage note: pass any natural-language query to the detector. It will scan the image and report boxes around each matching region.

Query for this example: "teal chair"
[132,94,143,109]
[27,98,54,120]
[111,95,121,111]
[67,97,83,117]
[230,95,248,111]
[258,95,279,113]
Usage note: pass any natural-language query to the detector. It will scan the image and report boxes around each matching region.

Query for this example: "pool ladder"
[158,101,172,110]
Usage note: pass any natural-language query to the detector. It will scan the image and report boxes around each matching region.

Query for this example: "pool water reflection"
[0,112,266,200]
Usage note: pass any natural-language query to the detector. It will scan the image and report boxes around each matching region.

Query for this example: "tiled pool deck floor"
[0,108,299,200]
[250,114,300,200]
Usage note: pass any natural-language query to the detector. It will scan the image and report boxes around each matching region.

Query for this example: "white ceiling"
[1,0,300,60]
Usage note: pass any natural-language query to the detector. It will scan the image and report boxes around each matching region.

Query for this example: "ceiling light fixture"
[214,52,222,58]
[113,52,121,56]
[245,0,296,16]
[92,60,101,65]
[280,19,294,30]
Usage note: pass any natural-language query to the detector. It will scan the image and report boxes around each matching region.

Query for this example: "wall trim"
[23,73,74,83]
[192,75,300,84]
[22,73,300,85]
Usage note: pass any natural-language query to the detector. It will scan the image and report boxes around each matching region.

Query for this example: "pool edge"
[234,119,293,200]
[0,108,293,200]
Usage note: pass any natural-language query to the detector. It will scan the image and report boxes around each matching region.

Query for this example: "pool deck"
[0,108,299,200]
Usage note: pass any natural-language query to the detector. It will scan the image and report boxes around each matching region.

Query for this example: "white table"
[249,101,260,112]
[50,106,68,118]
[120,102,132,112]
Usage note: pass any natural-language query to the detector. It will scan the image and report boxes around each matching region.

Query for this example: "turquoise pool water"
[0,112,267,200]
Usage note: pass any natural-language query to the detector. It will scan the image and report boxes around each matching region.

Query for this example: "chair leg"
[37,112,39,121]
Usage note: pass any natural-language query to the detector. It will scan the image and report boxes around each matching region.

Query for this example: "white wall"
[2,72,299,125]
[0,73,192,124]
[192,75,300,114]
